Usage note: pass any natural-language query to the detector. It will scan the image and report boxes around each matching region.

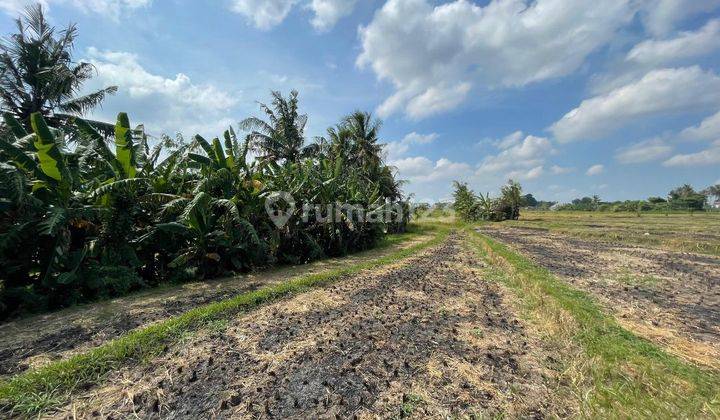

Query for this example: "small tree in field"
[452,181,480,222]
[499,179,523,220]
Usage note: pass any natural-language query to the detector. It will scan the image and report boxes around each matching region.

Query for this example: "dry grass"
[468,229,720,418]
[501,211,720,255]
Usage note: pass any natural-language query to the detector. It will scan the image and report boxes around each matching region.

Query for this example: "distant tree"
[669,184,706,211]
[522,193,538,207]
[669,184,696,200]
[648,196,667,204]
[0,5,117,132]
[702,184,720,203]
[500,179,523,220]
[452,181,481,222]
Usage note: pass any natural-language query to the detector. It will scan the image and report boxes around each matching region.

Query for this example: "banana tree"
[75,113,151,269]
[138,192,261,278]
[0,112,96,313]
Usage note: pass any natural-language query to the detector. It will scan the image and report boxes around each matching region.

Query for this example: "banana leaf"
[3,112,28,138]
[114,112,136,178]
[212,137,227,169]
[30,113,65,182]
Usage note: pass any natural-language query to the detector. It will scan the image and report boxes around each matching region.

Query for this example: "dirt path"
[0,235,431,381]
[47,234,567,419]
[481,225,720,369]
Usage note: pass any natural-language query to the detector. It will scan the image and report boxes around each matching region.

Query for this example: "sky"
[1,0,719,203]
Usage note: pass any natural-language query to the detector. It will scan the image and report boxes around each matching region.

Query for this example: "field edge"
[0,223,453,417]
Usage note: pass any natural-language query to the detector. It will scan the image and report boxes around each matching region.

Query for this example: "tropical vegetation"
[0,6,407,319]
[451,179,524,222]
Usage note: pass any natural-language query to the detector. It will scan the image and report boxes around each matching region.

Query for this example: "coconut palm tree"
[0,5,117,132]
[240,90,318,164]
[343,111,382,170]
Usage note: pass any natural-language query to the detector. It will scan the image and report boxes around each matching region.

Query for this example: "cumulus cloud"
[639,0,720,36]
[357,0,638,119]
[626,19,720,66]
[550,165,573,175]
[476,133,554,181]
[507,165,544,181]
[551,67,720,142]
[0,0,150,18]
[228,0,356,31]
[391,156,471,182]
[382,131,438,161]
[663,140,720,166]
[615,138,673,164]
[229,0,298,30]
[308,0,357,31]
[586,164,604,176]
[679,110,720,142]
[83,48,238,137]
[494,131,524,150]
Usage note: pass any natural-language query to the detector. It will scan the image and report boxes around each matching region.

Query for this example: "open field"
[0,226,435,381]
[501,211,720,255]
[1,218,719,418]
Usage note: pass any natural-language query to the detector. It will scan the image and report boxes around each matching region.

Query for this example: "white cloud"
[495,131,524,150]
[229,0,357,31]
[507,165,544,181]
[550,165,573,175]
[357,0,639,119]
[308,0,357,31]
[586,164,604,176]
[663,141,720,166]
[551,67,720,142]
[391,156,471,182]
[382,131,438,160]
[640,0,720,36]
[476,133,554,180]
[615,138,673,164]
[626,19,720,66]
[83,48,238,137]
[0,0,150,18]
[404,82,471,120]
[680,110,720,142]
[229,0,298,30]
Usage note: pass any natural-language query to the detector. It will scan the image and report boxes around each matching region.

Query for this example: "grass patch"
[501,211,720,255]
[613,270,663,287]
[396,393,425,419]
[0,225,452,417]
[467,229,720,418]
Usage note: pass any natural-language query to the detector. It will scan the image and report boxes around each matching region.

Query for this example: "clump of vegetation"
[0,6,408,320]
[546,184,718,213]
[451,179,524,222]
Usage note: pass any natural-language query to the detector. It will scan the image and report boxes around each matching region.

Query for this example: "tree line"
[0,6,408,319]
[538,184,720,212]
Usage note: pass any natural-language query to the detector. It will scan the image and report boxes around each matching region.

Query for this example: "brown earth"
[480,225,720,369]
[46,234,570,419]
[0,235,430,381]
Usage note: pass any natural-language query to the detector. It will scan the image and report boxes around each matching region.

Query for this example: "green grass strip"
[0,225,451,416]
[467,229,720,418]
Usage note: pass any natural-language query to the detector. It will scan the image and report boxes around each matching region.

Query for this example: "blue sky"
[1,0,719,203]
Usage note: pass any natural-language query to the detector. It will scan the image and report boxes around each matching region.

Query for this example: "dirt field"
[502,211,720,255]
[0,234,430,381]
[480,225,720,368]
[45,234,570,419]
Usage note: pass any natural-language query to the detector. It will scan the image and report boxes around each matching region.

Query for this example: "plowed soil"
[0,235,430,381]
[46,234,570,419]
[481,225,720,369]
